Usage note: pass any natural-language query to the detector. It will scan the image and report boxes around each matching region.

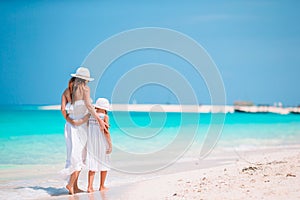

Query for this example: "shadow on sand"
[15,186,110,199]
[16,186,68,196]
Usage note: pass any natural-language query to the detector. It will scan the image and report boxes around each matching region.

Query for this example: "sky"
[0,0,300,106]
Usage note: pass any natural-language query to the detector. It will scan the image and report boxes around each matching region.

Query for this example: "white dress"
[61,100,89,177]
[87,113,110,171]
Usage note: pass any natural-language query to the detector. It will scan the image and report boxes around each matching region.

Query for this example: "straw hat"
[94,98,111,111]
[71,67,94,81]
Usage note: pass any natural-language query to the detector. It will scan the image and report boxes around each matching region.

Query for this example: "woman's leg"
[73,171,84,193]
[87,171,96,193]
[66,171,79,195]
[99,171,108,191]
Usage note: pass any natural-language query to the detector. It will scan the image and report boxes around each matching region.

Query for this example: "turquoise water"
[1,106,300,166]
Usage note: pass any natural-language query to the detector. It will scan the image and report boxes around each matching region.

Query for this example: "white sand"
[117,147,300,200]
[1,146,299,200]
[43,146,300,200]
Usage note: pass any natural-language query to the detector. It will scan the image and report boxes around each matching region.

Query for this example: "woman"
[61,77,89,194]
[61,67,108,195]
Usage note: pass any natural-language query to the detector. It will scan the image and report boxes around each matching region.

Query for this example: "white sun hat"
[94,98,111,111]
[71,67,94,81]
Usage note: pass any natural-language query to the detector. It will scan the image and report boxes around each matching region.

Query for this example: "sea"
[0,105,300,199]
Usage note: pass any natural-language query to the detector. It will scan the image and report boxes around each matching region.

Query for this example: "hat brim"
[94,105,111,111]
[71,74,94,81]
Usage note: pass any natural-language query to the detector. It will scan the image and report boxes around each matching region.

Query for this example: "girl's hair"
[71,78,87,104]
[95,107,108,114]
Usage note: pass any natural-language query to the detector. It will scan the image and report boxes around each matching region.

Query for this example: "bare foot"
[66,184,74,195]
[99,186,108,192]
[74,188,84,193]
[87,187,94,193]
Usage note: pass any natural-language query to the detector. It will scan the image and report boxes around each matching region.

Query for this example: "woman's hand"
[66,116,76,126]
[67,114,90,126]
[72,119,84,126]
[68,119,81,126]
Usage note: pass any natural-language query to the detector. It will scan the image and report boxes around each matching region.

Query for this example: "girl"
[87,98,112,192]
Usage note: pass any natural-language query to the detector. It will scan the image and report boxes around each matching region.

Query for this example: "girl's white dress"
[61,100,88,177]
[87,113,110,171]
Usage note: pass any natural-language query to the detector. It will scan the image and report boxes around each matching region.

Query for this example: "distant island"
[234,101,300,115]
[39,103,300,115]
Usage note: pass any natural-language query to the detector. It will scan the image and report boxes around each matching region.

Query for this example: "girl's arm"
[104,115,112,154]
[83,85,108,132]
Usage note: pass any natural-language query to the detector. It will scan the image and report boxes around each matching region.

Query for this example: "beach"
[1,145,299,200]
[115,146,300,200]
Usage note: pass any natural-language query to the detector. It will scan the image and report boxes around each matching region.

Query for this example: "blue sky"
[0,0,300,106]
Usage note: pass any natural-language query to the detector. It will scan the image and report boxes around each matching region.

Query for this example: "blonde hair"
[71,78,87,104]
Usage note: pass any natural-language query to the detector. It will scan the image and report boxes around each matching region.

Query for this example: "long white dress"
[61,100,89,177]
[86,113,110,171]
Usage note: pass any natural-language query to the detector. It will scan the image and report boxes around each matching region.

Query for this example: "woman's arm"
[61,91,75,125]
[61,89,87,126]
[71,113,90,126]
[83,85,108,132]
[61,90,68,120]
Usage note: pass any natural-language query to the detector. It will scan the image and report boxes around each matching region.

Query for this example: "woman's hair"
[68,77,76,102]
[68,77,76,97]
[71,78,87,103]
